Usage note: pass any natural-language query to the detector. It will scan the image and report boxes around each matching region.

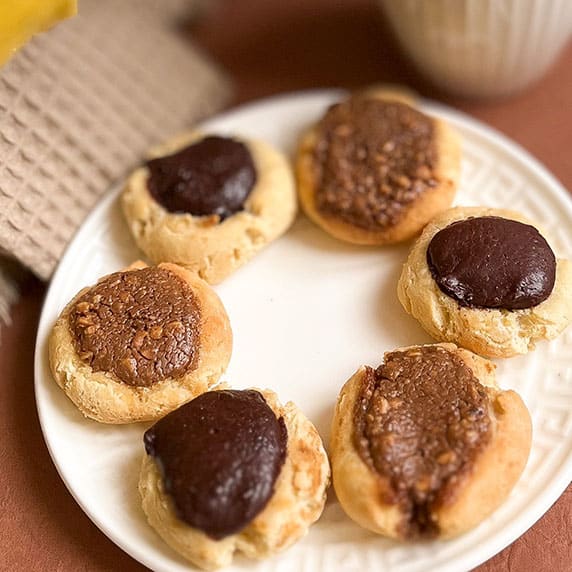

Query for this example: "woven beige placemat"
[0,0,231,286]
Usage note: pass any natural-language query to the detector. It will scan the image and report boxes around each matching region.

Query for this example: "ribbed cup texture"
[379,0,572,97]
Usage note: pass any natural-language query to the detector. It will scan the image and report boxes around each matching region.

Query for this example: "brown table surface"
[1,0,571,570]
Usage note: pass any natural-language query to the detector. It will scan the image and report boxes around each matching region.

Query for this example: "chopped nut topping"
[354,346,492,539]
[313,96,438,230]
[68,267,201,387]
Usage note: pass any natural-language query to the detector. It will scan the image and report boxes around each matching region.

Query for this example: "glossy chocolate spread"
[427,216,556,309]
[144,389,288,539]
[147,135,257,220]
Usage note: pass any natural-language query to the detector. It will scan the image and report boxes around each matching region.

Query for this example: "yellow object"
[0,0,77,66]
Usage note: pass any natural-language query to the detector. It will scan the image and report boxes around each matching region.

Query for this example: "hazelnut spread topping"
[313,96,438,230]
[69,267,200,387]
[144,389,288,540]
[427,216,556,310]
[146,135,257,221]
[354,346,492,538]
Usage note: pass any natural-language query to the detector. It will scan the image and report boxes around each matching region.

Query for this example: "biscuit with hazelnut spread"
[49,262,232,423]
[139,388,330,570]
[122,133,297,284]
[330,343,531,540]
[295,87,460,245]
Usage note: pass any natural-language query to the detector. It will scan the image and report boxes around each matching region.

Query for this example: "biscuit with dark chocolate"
[295,87,460,245]
[122,132,297,284]
[139,388,330,570]
[49,262,232,423]
[330,343,531,540]
[398,207,572,357]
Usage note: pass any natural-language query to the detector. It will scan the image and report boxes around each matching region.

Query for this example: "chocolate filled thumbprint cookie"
[330,343,531,540]
[139,388,330,570]
[398,207,572,357]
[295,87,460,245]
[122,132,297,284]
[48,262,232,423]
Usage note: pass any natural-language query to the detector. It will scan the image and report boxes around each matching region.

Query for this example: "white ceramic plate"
[35,91,572,572]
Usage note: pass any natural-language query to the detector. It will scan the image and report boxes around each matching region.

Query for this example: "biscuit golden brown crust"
[122,132,297,284]
[330,343,532,540]
[48,262,232,424]
[139,388,330,570]
[295,87,460,245]
[397,206,572,357]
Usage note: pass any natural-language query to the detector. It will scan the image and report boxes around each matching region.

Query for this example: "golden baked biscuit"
[122,132,297,284]
[330,343,531,540]
[49,262,232,423]
[398,206,572,357]
[139,388,330,570]
[295,87,460,245]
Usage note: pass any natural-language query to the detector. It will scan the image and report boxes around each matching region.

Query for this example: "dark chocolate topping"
[146,135,257,220]
[354,345,492,538]
[427,216,556,310]
[144,389,288,540]
[313,96,438,230]
[69,267,200,387]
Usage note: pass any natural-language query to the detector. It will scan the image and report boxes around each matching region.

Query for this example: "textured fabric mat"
[0,0,231,283]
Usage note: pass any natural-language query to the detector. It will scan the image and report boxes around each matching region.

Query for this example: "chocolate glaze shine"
[144,389,288,540]
[146,135,257,220]
[427,216,556,310]
[69,267,200,387]
[354,346,492,538]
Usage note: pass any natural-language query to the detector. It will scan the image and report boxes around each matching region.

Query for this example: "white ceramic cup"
[378,0,572,97]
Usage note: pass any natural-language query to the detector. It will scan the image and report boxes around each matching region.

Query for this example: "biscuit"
[49,262,232,423]
[139,388,330,570]
[330,343,531,540]
[122,132,297,284]
[397,206,572,357]
[295,87,460,245]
